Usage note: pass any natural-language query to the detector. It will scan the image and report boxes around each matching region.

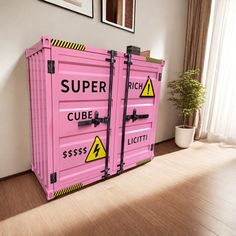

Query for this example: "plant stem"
[183,115,186,128]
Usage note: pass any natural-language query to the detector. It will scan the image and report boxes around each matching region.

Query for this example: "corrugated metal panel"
[26,36,164,200]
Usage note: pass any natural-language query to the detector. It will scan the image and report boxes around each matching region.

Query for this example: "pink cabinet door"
[113,56,162,172]
[51,47,119,192]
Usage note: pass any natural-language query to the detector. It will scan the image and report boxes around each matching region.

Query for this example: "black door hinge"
[50,172,57,184]
[158,73,162,81]
[48,60,55,74]
[151,143,154,151]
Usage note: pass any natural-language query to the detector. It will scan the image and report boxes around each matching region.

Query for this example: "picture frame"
[42,0,94,18]
[101,0,136,33]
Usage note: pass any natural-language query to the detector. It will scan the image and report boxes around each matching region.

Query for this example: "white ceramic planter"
[175,125,195,148]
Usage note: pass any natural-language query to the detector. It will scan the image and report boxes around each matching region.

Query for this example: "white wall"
[0,0,187,178]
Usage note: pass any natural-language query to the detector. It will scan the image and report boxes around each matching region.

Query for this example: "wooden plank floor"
[0,140,236,235]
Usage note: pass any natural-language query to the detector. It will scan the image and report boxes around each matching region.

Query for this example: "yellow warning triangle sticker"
[140,77,155,97]
[85,136,107,163]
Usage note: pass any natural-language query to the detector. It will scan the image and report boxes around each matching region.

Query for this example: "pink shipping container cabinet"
[25,36,165,200]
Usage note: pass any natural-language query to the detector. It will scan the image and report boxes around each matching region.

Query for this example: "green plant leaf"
[167,69,206,123]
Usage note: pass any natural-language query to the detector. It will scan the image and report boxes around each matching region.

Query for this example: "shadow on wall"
[153,27,184,142]
[0,54,31,178]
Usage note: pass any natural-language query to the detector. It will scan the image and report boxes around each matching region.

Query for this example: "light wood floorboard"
[0,140,236,236]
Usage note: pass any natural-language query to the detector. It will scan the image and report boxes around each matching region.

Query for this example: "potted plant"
[168,69,206,148]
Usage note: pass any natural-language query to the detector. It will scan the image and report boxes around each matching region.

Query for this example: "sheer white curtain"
[201,0,236,145]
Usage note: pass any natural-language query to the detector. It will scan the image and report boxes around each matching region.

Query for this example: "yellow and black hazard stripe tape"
[51,39,86,51]
[136,158,151,167]
[54,183,83,197]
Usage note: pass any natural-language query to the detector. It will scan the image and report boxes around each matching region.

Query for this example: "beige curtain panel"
[183,0,212,139]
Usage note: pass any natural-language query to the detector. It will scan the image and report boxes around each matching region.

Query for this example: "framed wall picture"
[101,0,136,33]
[42,0,94,18]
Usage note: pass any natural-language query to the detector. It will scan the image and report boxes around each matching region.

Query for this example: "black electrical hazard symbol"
[85,136,107,162]
[140,76,155,97]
